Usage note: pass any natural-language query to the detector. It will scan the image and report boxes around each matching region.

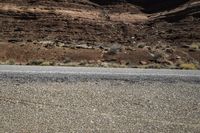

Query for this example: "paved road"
[0,65,200,132]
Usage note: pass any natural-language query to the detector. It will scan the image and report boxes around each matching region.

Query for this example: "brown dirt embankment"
[0,0,200,69]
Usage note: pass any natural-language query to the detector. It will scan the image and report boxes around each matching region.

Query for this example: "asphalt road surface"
[0,65,200,133]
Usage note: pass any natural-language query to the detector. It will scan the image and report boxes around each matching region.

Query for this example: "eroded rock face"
[0,0,200,68]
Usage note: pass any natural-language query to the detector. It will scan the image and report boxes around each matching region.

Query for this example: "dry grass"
[190,42,200,49]
[179,63,197,70]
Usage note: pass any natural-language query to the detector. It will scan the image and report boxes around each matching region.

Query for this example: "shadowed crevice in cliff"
[89,0,189,13]
[152,2,200,22]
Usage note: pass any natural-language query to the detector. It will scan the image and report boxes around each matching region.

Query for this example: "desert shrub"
[27,60,44,65]
[7,59,15,65]
[49,61,56,66]
[190,42,200,49]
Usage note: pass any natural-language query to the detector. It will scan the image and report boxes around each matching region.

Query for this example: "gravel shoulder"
[0,0,200,69]
[0,65,200,132]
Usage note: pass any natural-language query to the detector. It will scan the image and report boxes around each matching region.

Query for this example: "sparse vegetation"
[7,60,16,65]
[39,61,56,66]
[190,42,200,50]
[179,63,197,70]
[27,60,44,66]
[49,61,56,66]
[27,60,57,66]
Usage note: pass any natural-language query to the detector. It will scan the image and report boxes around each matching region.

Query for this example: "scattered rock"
[107,43,122,55]
[97,60,102,64]
[150,52,164,62]
[155,58,164,63]
[100,46,110,51]
[176,56,181,59]
[125,46,135,51]
[63,57,71,63]
[19,43,25,47]
[39,41,55,48]
[69,46,76,49]
[76,44,93,49]
[140,61,148,65]
[120,60,129,65]
[79,60,87,66]
[39,40,54,45]
[49,61,56,66]
[137,42,146,48]
[56,42,65,47]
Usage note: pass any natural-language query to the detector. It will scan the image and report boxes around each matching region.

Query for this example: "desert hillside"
[0,0,200,69]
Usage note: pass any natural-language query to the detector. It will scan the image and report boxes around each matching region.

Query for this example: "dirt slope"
[0,0,200,69]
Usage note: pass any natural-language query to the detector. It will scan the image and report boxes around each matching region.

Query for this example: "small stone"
[56,42,65,47]
[131,36,135,39]
[97,60,102,64]
[107,44,122,55]
[76,44,92,49]
[137,42,146,48]
[126,46,135,51]
[79,60,87,66]
[70,46,76,49]
[19,43,25,47]
[176,56,181,59]
[140,61,148,65]
[63,57,71,63]
[40,41,55,48]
